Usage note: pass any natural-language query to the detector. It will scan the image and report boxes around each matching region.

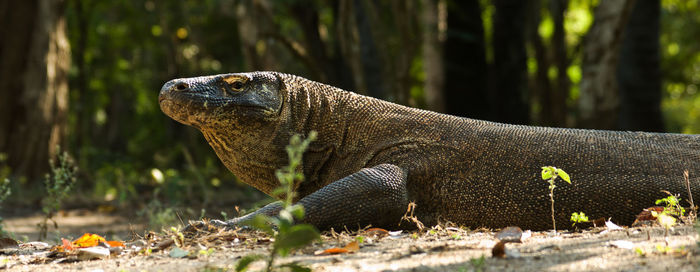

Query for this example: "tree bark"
[549,0,569,127]
[527,0,553,127]
[0,0,70,182]
[617,0,664,132]
[421,0,446,112]
[492,0,530,125]
[578,0,637,129]
[353,0,388,100]
[442,0,488,119]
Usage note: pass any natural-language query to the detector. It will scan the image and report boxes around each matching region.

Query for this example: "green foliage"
[38,0,698,213]
[38,148,78,240]
[273,131,318,205]
[541,166,571,185]
[237,132,320,272]
[570,212,589,227]
[655,195,686,217]
[660,0,700,134]
[541,166,571,232]
[59,0,246,210]
[652,194,686,234]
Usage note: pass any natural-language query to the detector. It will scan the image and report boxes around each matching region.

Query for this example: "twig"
[550,186,556,232]
[399,201,425,231]
[684,170,695,221]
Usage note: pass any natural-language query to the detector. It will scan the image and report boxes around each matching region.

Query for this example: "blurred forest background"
[0,0,699,221]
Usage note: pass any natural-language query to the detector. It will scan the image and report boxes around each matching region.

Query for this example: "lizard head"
[158,72,284,129]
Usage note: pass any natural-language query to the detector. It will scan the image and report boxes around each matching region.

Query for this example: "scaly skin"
[159,71,700,230]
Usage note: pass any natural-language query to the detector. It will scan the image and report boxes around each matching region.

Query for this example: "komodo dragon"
[159,71,700,231]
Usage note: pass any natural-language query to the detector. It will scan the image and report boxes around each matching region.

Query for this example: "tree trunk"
[442,0,488,119]
[616,0,664,132]
[353,0,388,100]
[492,0,530,125]
[578,0,636,129]
[528,0,554,127]
[0,0,70,182]
[549,0,569,127]
[421,0,446,112]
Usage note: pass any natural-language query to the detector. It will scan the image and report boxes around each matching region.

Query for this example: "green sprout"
[570,212,589,228]
[541,166,571,232]
[655,195,685,217]
[237,132,319,272]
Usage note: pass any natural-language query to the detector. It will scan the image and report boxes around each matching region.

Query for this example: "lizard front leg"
[194,164,410,231]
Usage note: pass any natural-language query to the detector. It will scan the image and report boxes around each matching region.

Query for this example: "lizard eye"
[231,81,244,91]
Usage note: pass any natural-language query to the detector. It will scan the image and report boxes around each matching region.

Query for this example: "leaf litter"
[1,215,699,271]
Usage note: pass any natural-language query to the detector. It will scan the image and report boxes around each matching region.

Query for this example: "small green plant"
[38,148,77,240]
[655,244,673,254]
[570,212,589,228]
[237,132,320,272]
[650,193,687,239]
[634,247,646,257]
[0,178,11,237]
[540,166,571,232]
[655,194,685,217]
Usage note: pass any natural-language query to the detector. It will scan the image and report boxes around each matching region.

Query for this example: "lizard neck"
[279,75,421,192]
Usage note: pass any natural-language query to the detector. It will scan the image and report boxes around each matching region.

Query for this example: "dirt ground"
[1,210,699,271]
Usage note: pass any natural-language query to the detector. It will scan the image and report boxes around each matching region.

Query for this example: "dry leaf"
[73,233,106,248]
[492,241,506,258]
[634,207,665,223]
[344,241,359,252]
[605,220,623,230]
[105,240,125,248]
[364,228,389,238]
[56,233,125,251]
[316,241,360,255]
[61,238,74,251]
[319,247,349,255]
[592,217,606,227]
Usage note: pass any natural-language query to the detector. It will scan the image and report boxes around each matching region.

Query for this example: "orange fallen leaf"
[364,228,389,238]
[73,233,106,248]
[343,241,359,252]
[54,233,125,252]
[61,238,74,251]
[321,247,349,254]
[105,240,125,248]
[317,241,359,255]
[365,228,388,234]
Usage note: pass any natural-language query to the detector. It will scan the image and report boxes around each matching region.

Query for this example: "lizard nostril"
[174,82,189,91]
